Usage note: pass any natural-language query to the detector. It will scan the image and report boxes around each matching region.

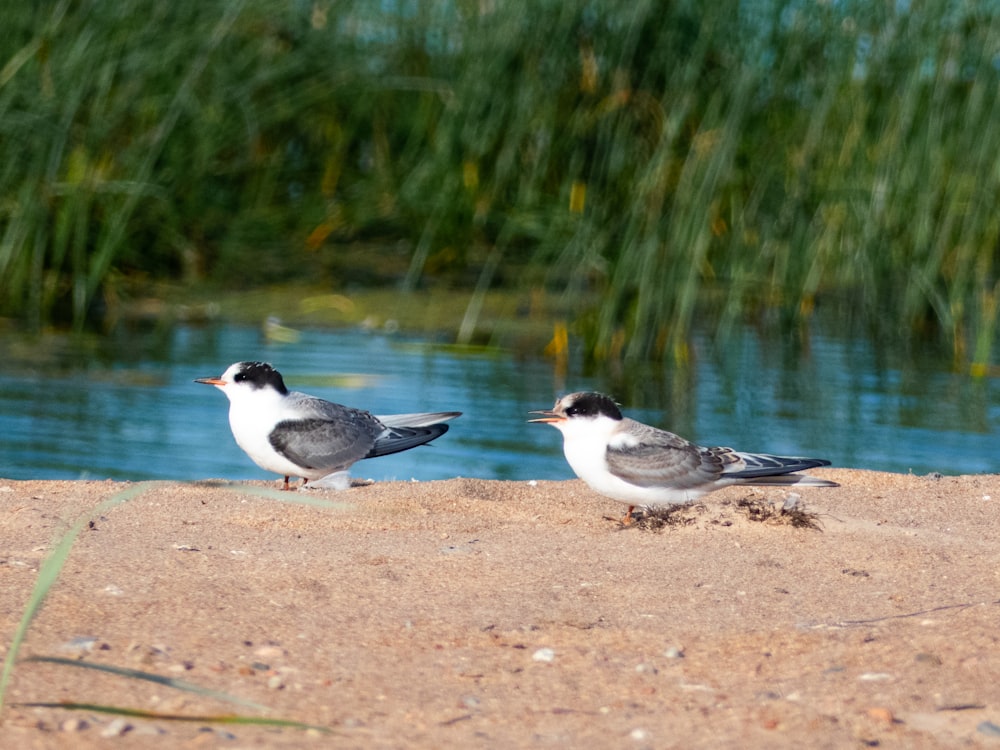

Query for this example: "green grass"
[0,1,997,368]
[0,482,153,714]
[0,481,341,733]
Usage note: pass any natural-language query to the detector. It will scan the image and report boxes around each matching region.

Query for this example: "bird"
[196,361,460,490]
[530,391,837,521]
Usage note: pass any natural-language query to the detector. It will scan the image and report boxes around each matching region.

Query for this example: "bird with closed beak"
[197,361,460,490]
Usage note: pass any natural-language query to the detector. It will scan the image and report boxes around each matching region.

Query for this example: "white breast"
[227,390,310,478]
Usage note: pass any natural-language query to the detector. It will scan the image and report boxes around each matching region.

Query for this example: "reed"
[0,1,996,367]
[0,481,341,730]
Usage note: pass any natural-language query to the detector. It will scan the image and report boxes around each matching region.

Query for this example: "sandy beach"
[1,469,999,748]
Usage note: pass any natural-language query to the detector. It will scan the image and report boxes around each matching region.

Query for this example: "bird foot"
[602,506,636,526]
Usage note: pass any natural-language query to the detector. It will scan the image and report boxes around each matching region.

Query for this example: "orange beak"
[194,377,227,386]
[528,410,564,424]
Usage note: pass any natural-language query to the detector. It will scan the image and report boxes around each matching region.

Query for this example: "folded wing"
[604,419,728,490]
[269,408,382,472]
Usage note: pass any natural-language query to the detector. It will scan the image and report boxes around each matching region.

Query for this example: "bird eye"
[565,405,579,416]
[234,372,247,382]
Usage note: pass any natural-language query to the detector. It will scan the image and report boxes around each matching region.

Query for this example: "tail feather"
[364,412,459,459]
[376,411,462,428]
[721,451,838,488]
[735,474,838,488]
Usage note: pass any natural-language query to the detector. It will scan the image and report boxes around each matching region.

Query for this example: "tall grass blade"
[12,702,331,733]
[22,656,270,712]
[0,482,159,715]
[1,481,335,731]
[215,482,354,509]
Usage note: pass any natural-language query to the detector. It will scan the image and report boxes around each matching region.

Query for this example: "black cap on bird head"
[561,391,623,420]
[232,361,289,395]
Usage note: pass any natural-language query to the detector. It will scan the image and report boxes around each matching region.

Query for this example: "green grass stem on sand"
[0,481,337,733]
[0,1,997,368]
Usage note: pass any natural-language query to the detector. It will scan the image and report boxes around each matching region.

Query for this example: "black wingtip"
[364,423,451,460]
[728,454,833,479]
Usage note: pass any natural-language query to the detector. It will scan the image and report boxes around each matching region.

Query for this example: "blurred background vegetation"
[1,0,998,368]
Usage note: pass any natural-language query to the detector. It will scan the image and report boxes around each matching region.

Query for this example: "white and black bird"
[531,391,837,520]
[196,361,460,490]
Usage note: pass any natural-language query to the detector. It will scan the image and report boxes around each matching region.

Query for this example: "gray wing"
[604,419,729,490]
[268,395,383,472]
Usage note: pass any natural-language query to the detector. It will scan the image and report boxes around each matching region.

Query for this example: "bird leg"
[281,476,291,491]
[603,505,637,526]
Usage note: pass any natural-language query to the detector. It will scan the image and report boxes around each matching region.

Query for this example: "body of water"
[0,324,996,483]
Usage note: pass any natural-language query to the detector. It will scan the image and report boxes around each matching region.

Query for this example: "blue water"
[0,324,996,482]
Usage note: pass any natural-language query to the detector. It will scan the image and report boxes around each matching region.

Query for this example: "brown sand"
[1,469,999,748]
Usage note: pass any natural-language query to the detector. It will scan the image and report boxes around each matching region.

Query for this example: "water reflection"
[0,324,995,482]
